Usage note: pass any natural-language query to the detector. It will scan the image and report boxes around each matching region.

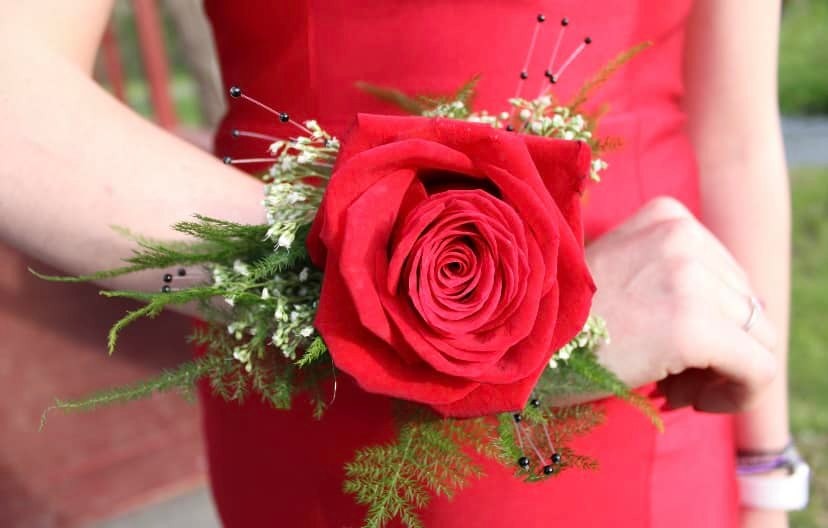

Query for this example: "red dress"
[200,1,739,526]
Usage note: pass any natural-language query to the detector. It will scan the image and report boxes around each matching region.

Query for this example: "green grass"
[779,0,828,115]
[790,166,828,528]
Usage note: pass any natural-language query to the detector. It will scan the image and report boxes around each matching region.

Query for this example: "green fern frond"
[98,285,220,354]
[294,336,328,367]
[568,42,652,112]
[39,353,228,430]
[355,81,426,115]
[345,403,483,528]
[451,74,481,108]
[30,215,274,285]
[564,351,663,431]
[493,402,602,482]
[172,214,270,243]
[357,75,481,118]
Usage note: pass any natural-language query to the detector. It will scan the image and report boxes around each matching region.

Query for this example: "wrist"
[740,508,788,528]
[737,443,810,511]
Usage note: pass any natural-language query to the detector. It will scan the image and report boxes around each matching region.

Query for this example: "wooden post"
[132,0,177,129]
[100,23,126,102]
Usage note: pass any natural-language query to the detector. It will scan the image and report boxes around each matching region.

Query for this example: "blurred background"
[0,0,826,526]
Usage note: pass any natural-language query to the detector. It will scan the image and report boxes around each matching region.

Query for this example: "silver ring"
[742,295,762,333]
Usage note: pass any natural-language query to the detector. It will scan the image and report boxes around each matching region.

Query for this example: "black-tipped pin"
[223,156,233,164]
[231,129,282,142]
[531,398,541,408]
[548,37,590,85]
[227,85,313,135]
[543,465,555,475]
[177,268,186,277]
[506,125,515,132]
[513,413,523,423]
[161,285,171,293]
[512,13,546,101]
[551,453,562,464]
[537,16,570,99]
[163,273,173,283]
[518,456,530,468]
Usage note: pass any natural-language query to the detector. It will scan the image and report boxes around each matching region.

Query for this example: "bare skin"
[0,2,790,526]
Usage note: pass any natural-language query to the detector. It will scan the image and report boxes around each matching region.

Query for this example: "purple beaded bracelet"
[736,441,796,475]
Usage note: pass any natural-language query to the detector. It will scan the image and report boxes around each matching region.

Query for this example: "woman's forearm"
[684,0,790,452]
[0,15,264,297]
[697,135,791,451]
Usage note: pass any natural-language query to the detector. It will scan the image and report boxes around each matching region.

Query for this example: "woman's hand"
[587,197,778,413]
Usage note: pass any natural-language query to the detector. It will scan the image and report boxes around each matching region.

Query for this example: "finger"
[657,368,708,410]
[715,285,777,351]
[685,318,777,411]
[694,378,758,414]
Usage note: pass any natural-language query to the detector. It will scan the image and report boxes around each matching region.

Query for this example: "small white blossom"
[280,156,296,171]
[269,140,286,155]
[261,288,271,300]
[233,259,250,276]
[299,326,314,337]
[277,231,295,249]
[519,109,532,121]
[298,267,309,282]
[286,191,304,204]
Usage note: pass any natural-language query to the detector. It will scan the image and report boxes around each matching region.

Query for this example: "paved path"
[95,489,220,528]
[783,116,828,167]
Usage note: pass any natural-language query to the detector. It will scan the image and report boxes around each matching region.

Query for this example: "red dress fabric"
[200,1,739,526]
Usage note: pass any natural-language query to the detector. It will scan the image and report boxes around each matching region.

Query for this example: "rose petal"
[430,363,548,418]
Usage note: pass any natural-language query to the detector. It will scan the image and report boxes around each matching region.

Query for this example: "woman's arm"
[684,0,791,524]
[0,2,265,299]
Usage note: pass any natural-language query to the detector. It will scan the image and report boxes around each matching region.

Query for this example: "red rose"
[306,114,595,417]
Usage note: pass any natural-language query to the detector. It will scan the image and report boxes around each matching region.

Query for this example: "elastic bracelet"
[736,456,791,475]
[736,441,795,476]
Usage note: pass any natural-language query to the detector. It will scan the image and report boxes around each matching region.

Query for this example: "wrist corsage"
[35,16,659,528]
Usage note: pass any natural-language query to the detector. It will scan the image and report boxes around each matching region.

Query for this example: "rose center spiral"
[389,190,530,337]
